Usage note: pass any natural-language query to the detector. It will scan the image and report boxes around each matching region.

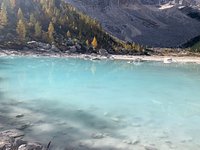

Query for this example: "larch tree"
[86,40,89,47]
[48,22,54,42]
[66,30,71,38]
[30,14,37,26]
[0,2,8,28]
[16,19,26,41]
[35,21,42,37]
[17,8,24,21]
[10,0,16,9]
[91,36,98,49]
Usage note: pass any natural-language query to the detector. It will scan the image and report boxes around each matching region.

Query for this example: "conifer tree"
[86,40,89,47]
[91,36,98,49]
[35,21,42,37]
[48,22,54,42]
[0,2,8,28]
[30,14,36,26]
[17,8,24,21]
[16,19,26,41]
[10,0,16,9]
[66,30,71,38]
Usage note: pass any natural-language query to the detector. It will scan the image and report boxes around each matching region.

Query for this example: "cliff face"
[65,0,200,47]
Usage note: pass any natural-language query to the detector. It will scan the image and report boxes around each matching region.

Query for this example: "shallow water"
[0,56,200,150]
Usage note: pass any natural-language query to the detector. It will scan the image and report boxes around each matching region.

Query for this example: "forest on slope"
[0,0,145,55]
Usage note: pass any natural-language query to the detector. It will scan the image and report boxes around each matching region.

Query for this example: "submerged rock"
[16,114,24,118]
[91,133,106,139]
[111,117,120,122]
[145,145,158,150]
[122,138,140,145]
[0,130,43,150]
[0,129,24,138]
[0,135,13,149]
[18,142,43,150]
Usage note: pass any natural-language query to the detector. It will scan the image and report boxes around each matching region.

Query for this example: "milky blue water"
[0,56,200,150]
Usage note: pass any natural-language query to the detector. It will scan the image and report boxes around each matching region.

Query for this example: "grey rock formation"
[0,130,43,150]
[65,0,200,47]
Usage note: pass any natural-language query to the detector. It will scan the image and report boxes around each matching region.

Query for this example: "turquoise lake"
[0,56,200,150]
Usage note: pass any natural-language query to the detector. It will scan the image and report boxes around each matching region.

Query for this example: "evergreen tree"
[0,2,8,28]
[48,22,54,42]
[16,19,26,41]
[91,36,98,49]
[35,21,42,37]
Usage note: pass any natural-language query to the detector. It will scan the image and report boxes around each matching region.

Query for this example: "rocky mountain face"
[65,0,200,47]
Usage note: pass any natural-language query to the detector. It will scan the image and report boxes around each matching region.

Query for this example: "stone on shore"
[99,49,109,56]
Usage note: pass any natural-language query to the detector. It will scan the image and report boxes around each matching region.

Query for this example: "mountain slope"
[65,0,200,47]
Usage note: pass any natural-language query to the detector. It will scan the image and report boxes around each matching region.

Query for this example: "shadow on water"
[0,97,127,150]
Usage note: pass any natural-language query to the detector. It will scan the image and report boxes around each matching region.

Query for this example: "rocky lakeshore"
[0,129,44,150]
[0,41,200,64]
[0,47,200,64]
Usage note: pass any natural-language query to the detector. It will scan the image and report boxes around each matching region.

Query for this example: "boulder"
[18,142,43,150]
[0,135,13,149]
[0,130,43,150]
[66,38,74,46]
[75,44,82,50]
[69,46,77,53]
[50,45,60,52]
[27,41,51,50]
[99,49,109,56]
[38,43,51,50]
[0,129,24,138]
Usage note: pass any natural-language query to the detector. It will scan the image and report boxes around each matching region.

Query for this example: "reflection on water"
[0,57,200,149]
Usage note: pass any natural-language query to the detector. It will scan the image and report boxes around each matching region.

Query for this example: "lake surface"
[0,56,200,150]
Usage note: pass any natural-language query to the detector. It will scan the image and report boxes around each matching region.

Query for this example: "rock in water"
[145,145,158,150]
[0,130,43,150]
[91,133,105,139]
[18,143,43,150]
[16,114,24,118]
[0,135,13,149]
[0,129,24,138]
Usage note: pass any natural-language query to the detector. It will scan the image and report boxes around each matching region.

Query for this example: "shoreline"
[0,49,200,64]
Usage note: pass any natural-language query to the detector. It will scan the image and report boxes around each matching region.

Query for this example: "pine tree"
[48,22,54,42]
[35,21,42,37]
[91,36,98,49]
[0,2,8,28]
[16,19,26,41]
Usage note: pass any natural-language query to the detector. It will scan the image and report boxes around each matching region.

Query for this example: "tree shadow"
[0,97,130,150]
